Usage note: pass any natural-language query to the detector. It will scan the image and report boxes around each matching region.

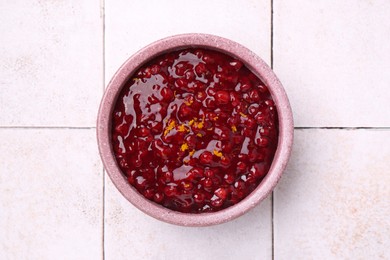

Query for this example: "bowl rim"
[97,33,294,227]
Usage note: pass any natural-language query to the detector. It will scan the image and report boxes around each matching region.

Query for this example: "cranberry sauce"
[111,48,278,213]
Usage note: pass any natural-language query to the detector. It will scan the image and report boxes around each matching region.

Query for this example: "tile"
[104,3,272,258]
[0,129,103,259]
[274,129,390,259]
[104,177,272,260]
[105,0,271,82]
[0,1,103,127]
[274,0,390,127]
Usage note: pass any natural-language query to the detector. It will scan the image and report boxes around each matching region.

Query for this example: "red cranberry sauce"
[111,48,278,213]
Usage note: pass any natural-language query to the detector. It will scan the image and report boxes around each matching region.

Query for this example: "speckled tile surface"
[274,0,390,127]
[105,177,272,260]
[1,0,390,259]
[0,0,103,127]
[0,129,103,259]
[274,129,390,259]
[103,1,273,258]
[105,0,271,83]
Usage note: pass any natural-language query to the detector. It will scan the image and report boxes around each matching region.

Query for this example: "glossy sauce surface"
[112,48,278,213]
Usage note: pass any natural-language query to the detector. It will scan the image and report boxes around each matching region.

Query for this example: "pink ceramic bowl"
[97,33,293,226]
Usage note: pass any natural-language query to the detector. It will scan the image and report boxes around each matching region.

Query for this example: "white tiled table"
[1,1,389,259]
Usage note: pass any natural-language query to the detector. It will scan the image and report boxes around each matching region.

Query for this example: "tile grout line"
[0,126,389,130]
[102,167,106,260]
[101,0,106,258]
[0,126,96,129]
[270,0,274,70]
[294,127,390,130]
[270,0,275,259]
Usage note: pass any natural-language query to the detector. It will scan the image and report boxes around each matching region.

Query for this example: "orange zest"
[180,143,189,152]
[163,120,176,136]
[213,149,223,158]
[239,112,247,118]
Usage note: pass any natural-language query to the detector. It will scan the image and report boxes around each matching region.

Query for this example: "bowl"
[97,33,293,226]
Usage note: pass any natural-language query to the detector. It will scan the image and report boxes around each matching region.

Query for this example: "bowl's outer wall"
[97,33,294,227]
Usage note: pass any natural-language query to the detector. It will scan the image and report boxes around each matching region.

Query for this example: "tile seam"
[101,0,106,258]
[0,126,96,129]
[270,0,275,259]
